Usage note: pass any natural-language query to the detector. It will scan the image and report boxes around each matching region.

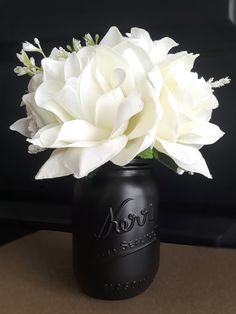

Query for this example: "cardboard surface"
[0,231,236,314]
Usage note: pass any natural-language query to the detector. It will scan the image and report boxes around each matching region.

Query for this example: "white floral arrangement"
[10,26,229,179]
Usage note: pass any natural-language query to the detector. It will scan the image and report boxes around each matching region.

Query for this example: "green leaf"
[138,147,154,160]
[153,148,158,159]
[153,148,178,173]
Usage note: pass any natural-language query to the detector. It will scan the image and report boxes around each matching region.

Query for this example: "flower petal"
[147,66,163,97]
[127,81,157,140]
[64,52,81,80]
[100,26,124,47]
[57,120,110,143]
[95,85,124,130]
[129,27,153,53]
[94,46,135,96]
[64,135,128,178]
[35,149,72,179]
[35,80,72,122]
[76,46,96,70]
[161,52,198,75]
[42,58,65,82]
[150,37,178,64]
[10,117,32,137]
[111,90,144,137]
[178,121,224,145]
[79,59,102,124]
[28,124,61,147]
[156,86,179,142]
[112,130,155,166]
[115,41,153,81]
[55,84,84,118]
[23,92,57,127]
[155,139,212,178]
[28,73,43,92]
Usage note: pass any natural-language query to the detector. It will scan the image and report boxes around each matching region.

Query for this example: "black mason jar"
[72,158,160,300]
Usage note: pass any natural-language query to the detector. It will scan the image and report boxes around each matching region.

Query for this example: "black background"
[1,0,236,246]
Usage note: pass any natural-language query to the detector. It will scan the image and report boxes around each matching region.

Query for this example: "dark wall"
[1,0,236,245]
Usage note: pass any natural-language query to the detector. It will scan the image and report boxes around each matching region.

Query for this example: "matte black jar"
[72,158,159,300]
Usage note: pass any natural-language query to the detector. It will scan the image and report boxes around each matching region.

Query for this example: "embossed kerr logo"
[94,198,154,240]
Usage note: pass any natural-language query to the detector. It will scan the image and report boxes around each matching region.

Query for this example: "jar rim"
[100,157,155,171]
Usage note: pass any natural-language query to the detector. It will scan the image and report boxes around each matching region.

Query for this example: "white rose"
[122,27,224,178]
[114,27,225,178]
[153,51,224,178]
[10,73,57,153]
[11,27,169,179]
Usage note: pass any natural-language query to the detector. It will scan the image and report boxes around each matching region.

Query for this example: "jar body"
[72,158,159,300]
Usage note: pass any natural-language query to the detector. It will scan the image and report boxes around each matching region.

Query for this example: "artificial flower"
[10,26,228,179]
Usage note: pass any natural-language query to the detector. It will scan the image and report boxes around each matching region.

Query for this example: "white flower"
[10,73,57,140]
[23,41,40,52]
[22,38,44,55]
[112,26,225,178]
[11,27,167,179]
[10,26,226,179]
[152,52,224,178]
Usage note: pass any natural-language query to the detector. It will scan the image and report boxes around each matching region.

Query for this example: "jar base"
[73,240,160,300]
[78,271,158,300]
